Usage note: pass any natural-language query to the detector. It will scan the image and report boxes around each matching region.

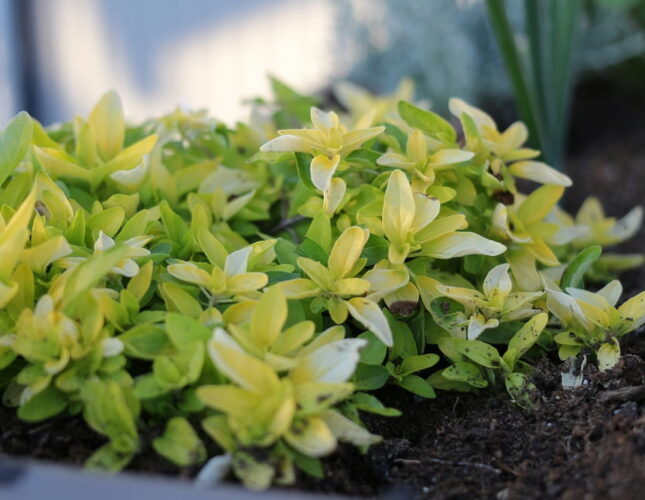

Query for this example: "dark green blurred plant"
[485,0,581,171]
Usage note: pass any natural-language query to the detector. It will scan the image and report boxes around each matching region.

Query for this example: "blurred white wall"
[0,0,20,127]
[28,0,335,125]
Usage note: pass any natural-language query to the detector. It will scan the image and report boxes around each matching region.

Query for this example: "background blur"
[1,0,644,126]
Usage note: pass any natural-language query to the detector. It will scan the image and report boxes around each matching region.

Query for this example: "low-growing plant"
[0,78,643,490]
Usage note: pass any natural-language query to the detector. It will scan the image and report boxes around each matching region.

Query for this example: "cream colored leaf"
[483,263,512,304]
[597,340,620,371]
[259,134,312,153]
[327,226,369,280]
[376,152,415,169]
[251,286,287,350]
[167,262,211,287]
[208,328,279,392]
[323,177,346,215]
[310,154,340,192]
[291,338,367,384]
[224,246,252,276]
[285,417,336,458]
[382,170,415,244]
[227,272,268,294]
[310,107,339,130]
[448,97,495,128]
[321,409,381,446]
[509,161,572,187]
[421,232,506,258]
[467,314,499,340]
[346,297,393,346]
[332,278,371,296]
[89,90,125,161]
[596,280,622,307]
[278,278,321,299]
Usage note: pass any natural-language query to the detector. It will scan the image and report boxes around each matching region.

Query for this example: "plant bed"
[0,76,644,498]
[2,330,644,499]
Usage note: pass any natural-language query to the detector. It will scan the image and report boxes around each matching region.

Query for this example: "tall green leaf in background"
[486,0,581,171]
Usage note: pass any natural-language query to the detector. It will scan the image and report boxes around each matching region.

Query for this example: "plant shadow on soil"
[1,77,645,499]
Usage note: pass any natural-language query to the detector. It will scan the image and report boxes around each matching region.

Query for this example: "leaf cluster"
[0,79,643,489]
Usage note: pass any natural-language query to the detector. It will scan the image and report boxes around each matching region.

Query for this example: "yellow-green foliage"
[0,79,643,489]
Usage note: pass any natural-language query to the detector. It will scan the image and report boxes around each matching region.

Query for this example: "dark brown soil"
[297,332,645,499]
[2,78,645,499]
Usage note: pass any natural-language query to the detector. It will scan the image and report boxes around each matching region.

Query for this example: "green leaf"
[398,101,456,142]
[296,238,328,266]
[361,235,389,266]
[485,0,541,156]
[153,342,205,390]
[357,331,387,365]
[159,282,202,318]
[305,212,332,254]
[275,238,299,268]
[561,245,602,290]
[0,348,16,371]
[232,451,276,491]
[267,271,301,285]
[442,362,488,388]
[133,374,168,399]
[202,415,236,452]
[507,313,548,360]
[85,443,135,472]
[430,297,469,337]
[353,364,390,390]
[478,321,523,344]
[558,344,582,361]
[0,111,33,187]
[505,372,537,409]
[86,207,125,237]
[270,75,318,123]
[502,347,519,373]
[387,311,418,360]
[453,338,503,369]
[345,148,381,168]
[463,254,484,274]
[553,330,584,346]
[349,392,401,417]
[152,417,207,467]
[159,200,190,248]
[17,385,67,422]
[119,324,172,360]
[295,153,316,191]
[399,374,436,398]
[62,246,131,315]
[81,379,139,462]
[115,209,151,243]
[407,310,427,355]
[165,313,211,349]
[437,337,465,364]
[282,443,325,478]
[383,122,407,150]
[427,370,473,392]
[459,112,482,151]
[399,353,440,377]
